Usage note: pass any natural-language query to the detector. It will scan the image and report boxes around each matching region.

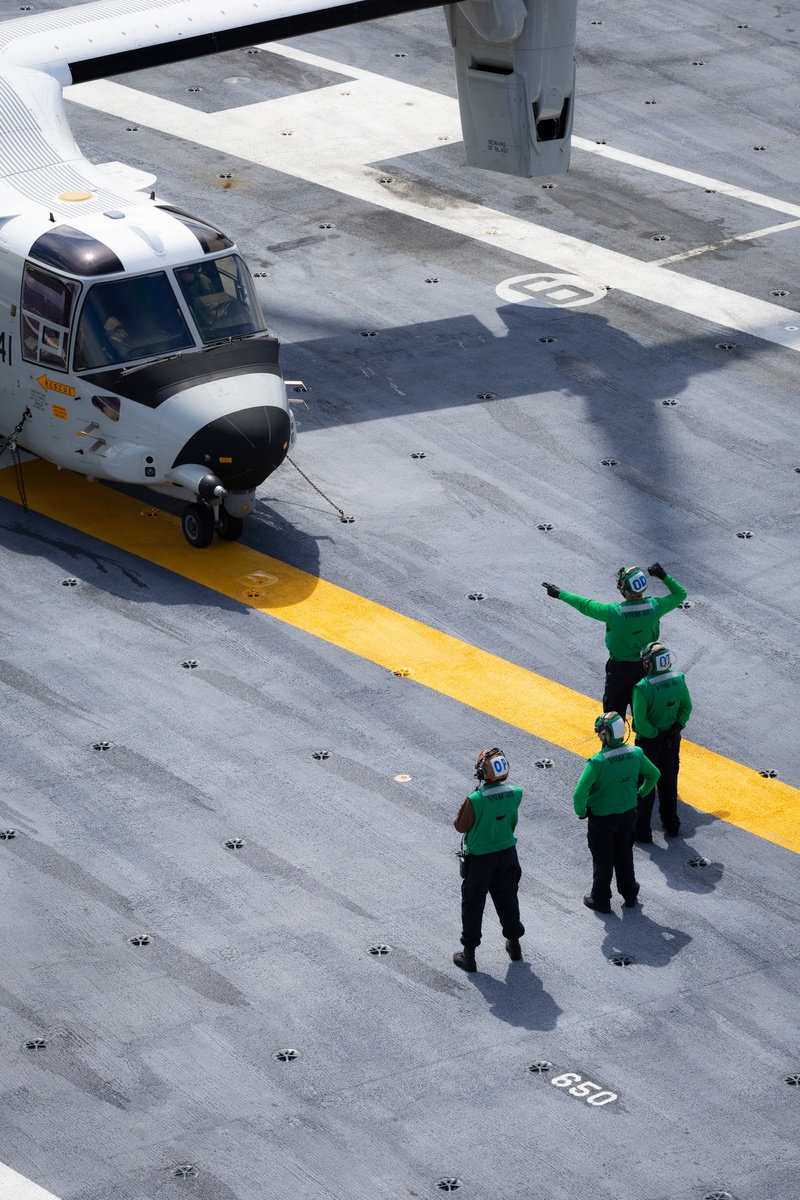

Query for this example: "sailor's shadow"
[636,830,725,893]
[598,909,692,968]
[468,961,562,1030]
[674,802,721,837]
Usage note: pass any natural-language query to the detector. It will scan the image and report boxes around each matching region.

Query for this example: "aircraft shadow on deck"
[104,477,329,582]
[0,493,323,608]
[280,300,774,541]
[0,294,776,593]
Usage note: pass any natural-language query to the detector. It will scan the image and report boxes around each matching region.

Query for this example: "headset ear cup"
[474,748,490,781]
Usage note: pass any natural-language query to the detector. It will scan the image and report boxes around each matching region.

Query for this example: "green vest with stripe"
[464,780,523,855]
[605,600,665,661]
[632,670,692,737]
[558,575,688,661]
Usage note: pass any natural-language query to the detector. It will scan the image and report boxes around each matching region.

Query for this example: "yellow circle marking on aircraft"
[58,190,94,202]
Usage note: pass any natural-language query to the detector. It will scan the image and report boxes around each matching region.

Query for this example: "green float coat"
[556,574,687,661]
[573,745,660,817]
[632,671,693,738]
[463,781,523,855]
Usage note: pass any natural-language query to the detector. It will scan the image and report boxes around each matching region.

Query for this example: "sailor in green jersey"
[632,642,693,842]
[542,562,687,716]
[573,713,660,913]
[452,747,525,973]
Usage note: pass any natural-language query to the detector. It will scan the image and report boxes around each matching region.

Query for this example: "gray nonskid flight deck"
[0,3,799,1200]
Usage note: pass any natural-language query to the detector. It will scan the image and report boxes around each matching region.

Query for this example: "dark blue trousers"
[635,731,681,834]
[587,809,638,904]
[460,845,525,949]
[603,658,646,717]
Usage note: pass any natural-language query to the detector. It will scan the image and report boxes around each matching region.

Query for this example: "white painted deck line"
[652,218,800,265]
[0,1164,62,1200]
[267,42,800,225]
[65,59,800,352]
[572,136,800,221]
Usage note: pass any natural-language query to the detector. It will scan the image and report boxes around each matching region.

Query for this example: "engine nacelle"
[445,0,577,178]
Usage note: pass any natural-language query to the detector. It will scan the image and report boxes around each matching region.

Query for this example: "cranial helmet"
[475,747,509,783]
[640,641,673,675]
[616,566,648,598]
[594,712,627,748]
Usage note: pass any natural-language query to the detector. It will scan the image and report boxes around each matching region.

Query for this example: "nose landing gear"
[179,469,249,547]
[181,502,215,548]
[180,502,246,547]
[216,509,245,541]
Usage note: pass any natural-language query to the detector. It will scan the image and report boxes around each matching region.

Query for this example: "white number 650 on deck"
[551,1072,618,1106]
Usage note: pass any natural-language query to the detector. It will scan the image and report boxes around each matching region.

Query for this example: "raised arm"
[647,563,687,615]
[554,589,616,623]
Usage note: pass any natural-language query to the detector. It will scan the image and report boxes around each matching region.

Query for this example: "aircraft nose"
[171,404,291,491]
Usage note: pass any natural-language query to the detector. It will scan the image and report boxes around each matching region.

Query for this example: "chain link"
[286,455,354,523]
[1,409,31,512]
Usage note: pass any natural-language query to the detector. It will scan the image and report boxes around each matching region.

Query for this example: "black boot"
[453,948,477,972]
[505,938,522,961]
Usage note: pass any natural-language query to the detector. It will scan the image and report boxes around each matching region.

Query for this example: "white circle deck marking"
[496,273,606,309]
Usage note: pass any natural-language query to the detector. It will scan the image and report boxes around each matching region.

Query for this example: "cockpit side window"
[175,254,266,345]
[74,272,194,371]
[21,264,80,372]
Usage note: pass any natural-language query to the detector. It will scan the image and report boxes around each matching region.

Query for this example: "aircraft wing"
[0,0,445,85]
[0,0,577,179]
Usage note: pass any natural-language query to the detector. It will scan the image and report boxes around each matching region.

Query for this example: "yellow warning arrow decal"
[37,374,75,397]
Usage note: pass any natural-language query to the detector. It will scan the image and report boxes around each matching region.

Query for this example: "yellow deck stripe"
[2,461,797,854]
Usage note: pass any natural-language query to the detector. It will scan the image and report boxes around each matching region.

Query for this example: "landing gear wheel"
[216,510,245,542]
[181,503,215,548]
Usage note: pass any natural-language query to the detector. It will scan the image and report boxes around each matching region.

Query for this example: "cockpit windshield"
[74,272,194,371]
[174,254,266,344]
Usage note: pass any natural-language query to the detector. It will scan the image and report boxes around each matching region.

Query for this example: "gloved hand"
[665,721,682,748]
[647,562,666,579]
[542,582,562,598]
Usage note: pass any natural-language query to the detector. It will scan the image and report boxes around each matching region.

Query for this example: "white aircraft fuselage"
[0,64,292,547]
